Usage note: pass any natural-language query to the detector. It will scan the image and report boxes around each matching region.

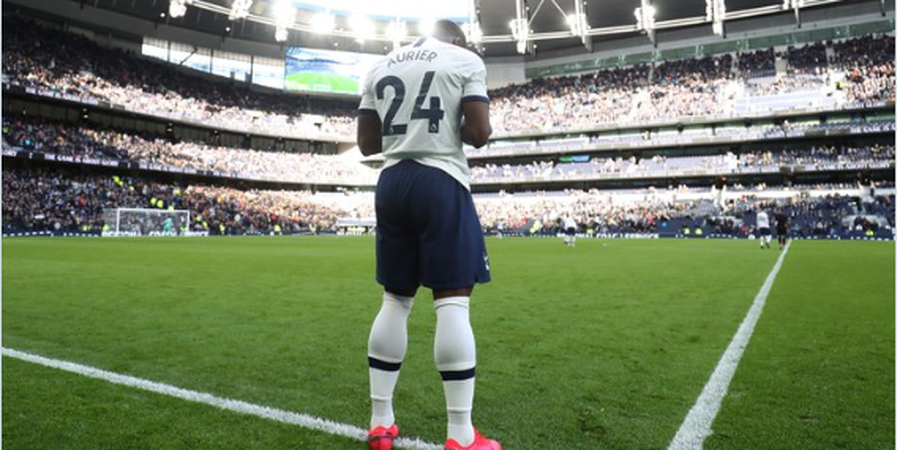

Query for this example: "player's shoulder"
[425,38,484,69]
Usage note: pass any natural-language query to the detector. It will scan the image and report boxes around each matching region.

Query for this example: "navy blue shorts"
[375,160,490,291]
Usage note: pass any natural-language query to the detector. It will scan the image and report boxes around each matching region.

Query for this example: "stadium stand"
[1,17,359,141]
[0,9,894,241]
[3,164,894,239]
[2,116,379,185]
[3,13,894,139]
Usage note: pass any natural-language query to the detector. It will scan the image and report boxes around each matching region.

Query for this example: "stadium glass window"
[169,42,212,74]
[212,50,252,82]
[142,37,169,63]
[252,56,285,90]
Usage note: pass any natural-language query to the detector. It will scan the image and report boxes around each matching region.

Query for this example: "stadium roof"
[59,0,885,56]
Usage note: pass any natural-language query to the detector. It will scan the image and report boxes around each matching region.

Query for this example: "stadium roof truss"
[171,0,851,52]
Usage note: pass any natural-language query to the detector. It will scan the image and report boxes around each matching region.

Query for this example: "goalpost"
[102,208,191,236]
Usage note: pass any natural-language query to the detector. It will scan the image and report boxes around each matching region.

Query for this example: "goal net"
[102,208,191,236]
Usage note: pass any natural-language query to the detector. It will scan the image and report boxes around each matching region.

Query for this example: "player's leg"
[413,165,498,449]
[367,163,421,445]
[433,286,478,447]
[368,287,416,430]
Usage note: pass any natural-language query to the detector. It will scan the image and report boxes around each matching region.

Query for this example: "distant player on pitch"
[774,208,789,250]
[357,20,501,450]
[756,208,771,249]
[563,215,577,247]
[163,217,174,236]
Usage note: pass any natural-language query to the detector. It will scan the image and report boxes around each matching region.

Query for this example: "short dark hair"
[431,19,467,46]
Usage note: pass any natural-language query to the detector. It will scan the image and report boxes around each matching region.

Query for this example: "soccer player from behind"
[774,208,789,250]
[357,20,501,450]
[756,208,771,249]
[563,215,577,247]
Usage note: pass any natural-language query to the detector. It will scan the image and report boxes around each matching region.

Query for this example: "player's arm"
[357,111,382,156]
[461,100,492,149]
[357,64,382,157]
[460,53,492,149]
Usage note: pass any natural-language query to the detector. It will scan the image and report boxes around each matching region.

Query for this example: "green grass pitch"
[2,236,894,449]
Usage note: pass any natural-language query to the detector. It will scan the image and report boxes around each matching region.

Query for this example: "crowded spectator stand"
[1,15,895,240]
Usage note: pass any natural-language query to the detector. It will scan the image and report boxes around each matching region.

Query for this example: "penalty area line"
[1,347,442,450]
[667,241,792,450]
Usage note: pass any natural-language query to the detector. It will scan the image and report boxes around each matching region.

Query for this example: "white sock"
[368,292,414,429]
[434,296,476,446]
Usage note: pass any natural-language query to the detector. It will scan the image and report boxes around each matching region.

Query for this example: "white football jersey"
[756,211,770,228]
[359,36,488,190]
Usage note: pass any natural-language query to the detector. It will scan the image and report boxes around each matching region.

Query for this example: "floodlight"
[418,19,435,36]
[516,40,527,54]
[567,13,587,37]
[510,18,527,40]
[169,0,192,18]
[271,0,294,42]
[169,3,187,18]
[464,21,483,44]
[707,0,726,36]
[311,12,335,34]
[386,20,407,41]
[349,14,375,42]
[229,0,253,21]
[634,4,655,31]
[275,27,288,42]
[387,20,407,49]
[272,0,295,23]
[567,14,578,34]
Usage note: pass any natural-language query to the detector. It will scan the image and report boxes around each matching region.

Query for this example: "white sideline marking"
[1,347,442,450]
[667,242,792,450]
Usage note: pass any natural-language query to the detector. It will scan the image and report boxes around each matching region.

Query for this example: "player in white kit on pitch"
[756,209,771,249]
[563,215,577,247]
[358,20,501,450]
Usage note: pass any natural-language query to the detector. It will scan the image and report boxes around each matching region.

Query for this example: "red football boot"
[367,424,399,450]
[444,428,501,450]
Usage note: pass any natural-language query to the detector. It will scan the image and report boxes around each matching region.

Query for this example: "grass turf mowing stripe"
[667,242,792,450]
[1,347,442,450]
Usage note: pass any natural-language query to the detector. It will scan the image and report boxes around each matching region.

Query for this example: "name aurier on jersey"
[387,49,438,68]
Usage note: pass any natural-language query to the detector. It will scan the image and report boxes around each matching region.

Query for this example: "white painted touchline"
[1,347,442,450]
[667,241,792,450]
